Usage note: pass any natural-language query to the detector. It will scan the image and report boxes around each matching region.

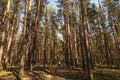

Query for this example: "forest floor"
[0,65,120,80]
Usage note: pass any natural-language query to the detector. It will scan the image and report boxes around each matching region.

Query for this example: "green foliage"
[88,3,99,23]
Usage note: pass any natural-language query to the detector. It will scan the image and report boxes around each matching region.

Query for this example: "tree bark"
[20,0,32,76]
[0,0,10,70]
[81,0,94,80]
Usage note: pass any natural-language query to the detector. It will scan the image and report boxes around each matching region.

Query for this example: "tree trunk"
[98,0,111,68]
[63,0,73,67]
[81,0,94,80]
[20,0,31,76]
[6,0,20,67]
[43,2,48,68]
[0,0,10,70]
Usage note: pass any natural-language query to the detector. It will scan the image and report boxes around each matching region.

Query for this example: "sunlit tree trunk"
[0,0,10,70]
[6,0,20,67]
[20,0,31,76]
[74,0,78,67]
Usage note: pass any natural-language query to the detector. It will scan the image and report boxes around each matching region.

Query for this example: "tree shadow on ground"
[26,71,44,80]
[9,67,44,80]
[8,68,21,80]
[33,66,88,80]
[33,66,120,80]
[95,67,120,80]
[95,72,120,80]
[1,66,120,80]
[96,65,120,70]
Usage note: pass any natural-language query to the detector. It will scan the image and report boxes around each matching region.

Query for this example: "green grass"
[95,69,120,80]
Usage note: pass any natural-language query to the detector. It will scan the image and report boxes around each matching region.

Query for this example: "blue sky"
[91,0,98,4]
[49,0,98,9]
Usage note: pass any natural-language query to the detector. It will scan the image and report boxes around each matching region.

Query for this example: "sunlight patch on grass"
[21,77,32,80]
[0,71,12,76]
[46,74,52,79]
[0,70,16,80]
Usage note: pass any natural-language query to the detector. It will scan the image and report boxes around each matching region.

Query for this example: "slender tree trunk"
[63,0,73,67]
[20,0,31,76]
[78,6,86,71]
[74,0,79,67]
[98,0,110,67]
[6,0,20,67]
[29,0,41,71]
[81,0,94,80]
[0,0,10,70]
[110,25,120,61]
[43,2,48,68]
[50,26,55,64]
